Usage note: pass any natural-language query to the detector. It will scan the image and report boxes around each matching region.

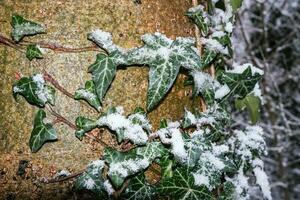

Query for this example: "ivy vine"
[1,0,272,199]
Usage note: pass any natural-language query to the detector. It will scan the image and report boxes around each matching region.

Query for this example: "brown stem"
[43,70,74,99]
[113,179,130,199]
[47,105,77,130]
[41,169,85,184]
[0,33,103,53]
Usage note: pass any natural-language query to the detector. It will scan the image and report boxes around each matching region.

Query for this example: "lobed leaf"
[29,109,57,152]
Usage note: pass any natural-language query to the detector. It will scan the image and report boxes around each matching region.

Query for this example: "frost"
[188,5,205,13]
[32,74,52,104]
[103,180,115,195]
[89,160,105,168]
[215,84,230,99]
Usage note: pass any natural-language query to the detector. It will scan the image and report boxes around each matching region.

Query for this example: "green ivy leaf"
[219,67,262,98]
[29,109,57,152]
[186,6,209,36]
[11,14,45,42]
[74,160,109,198]
[13,74,55,107]
[201,49,217,68]
[75,80,101,112]
[235,94,261,123]
[26,44,43,61]
[89,30,202,111]
[75,116,97,140]
[104,148,149,188]
[230,0,244,12]
[136,141,168,162]
[158,167,213,200]
[122,173,157,200]
[88,53,119,103]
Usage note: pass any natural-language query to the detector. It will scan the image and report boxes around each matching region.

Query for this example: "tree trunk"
[0,0,199,199]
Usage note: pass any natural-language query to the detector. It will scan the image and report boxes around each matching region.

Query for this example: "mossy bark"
[0,0,199,199]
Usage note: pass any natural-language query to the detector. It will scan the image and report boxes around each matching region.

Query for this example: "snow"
[215,84,230,99]
[193,173,210,188]
[84,178,96,189]
[230,126,266,160]
[89,29,120,53]
[78,90,97,100]
[157,121,187,163]
[185,109,196,124]
[32,74,52,103]
[13,86,24,93]
[228,167,250,200]
[55,170,71,177]
[188,5,205,13]
[89,160,105,168]
[225,22,233,33]
[252,83,264,103]
[201,37,229,55]
[103,180,115,195]
[252,158,272,200]
[227,63,264,75]
[109,158,150,178]
[97,108,149,145]
[212,31,226,38]
[191,71,216,94]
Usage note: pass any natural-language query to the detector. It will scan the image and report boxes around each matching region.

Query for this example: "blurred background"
[233,0,300,199]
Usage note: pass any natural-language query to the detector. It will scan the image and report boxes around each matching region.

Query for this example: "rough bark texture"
[0,0,197,199]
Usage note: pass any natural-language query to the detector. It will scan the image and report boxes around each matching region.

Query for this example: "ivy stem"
[0,33,104,53]
[46,105,111,147]
[41,169,85,184]
[47,105,77,129]
[43,70,75,99]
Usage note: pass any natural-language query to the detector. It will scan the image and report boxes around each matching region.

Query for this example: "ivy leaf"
[158,166,213,200]
[11,14,45,42]
[89,30,202,111]
[75,80,101,112]
[74,160,109,198]
[13,74,55,107]
[88,53,118,102]
[104,148,150,188]
[74,116,97,140]
[136,141,168,162]
[201,49,217,68]
[219,66,262,98]
[122,173,157,200]
[186,6,209,36]
[235,94,261,123]
[26,44,43,61]
[29,109,57,152]
[230,0,244,12]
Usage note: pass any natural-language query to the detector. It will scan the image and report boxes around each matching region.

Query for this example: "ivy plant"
[9,0,271,199]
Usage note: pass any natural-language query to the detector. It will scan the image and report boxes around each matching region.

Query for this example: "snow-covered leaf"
[136,141,168,162]
[186,5,209,36]
[26,44,43,61]
[158,166,213,200]
[74,160,109,198]
[89,30,202,111]
[104,148,150,188]
[219,66,262,98]
[11,14,45,42]
[122,173,157,200]
[29,109,57,152]
[235,94,261,124]
[75,80,101,112]
[13,74,55,107]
